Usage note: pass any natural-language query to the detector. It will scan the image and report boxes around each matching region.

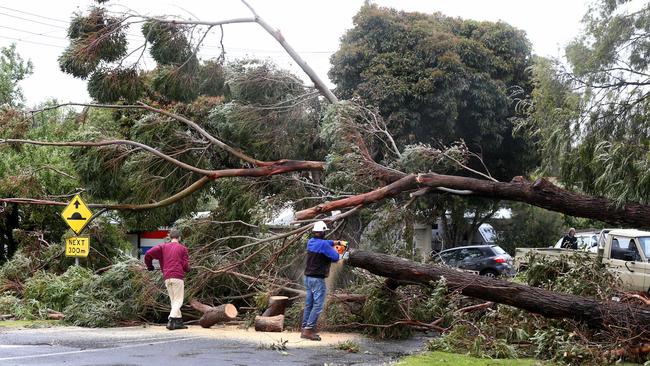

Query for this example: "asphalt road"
[0,324,426,366]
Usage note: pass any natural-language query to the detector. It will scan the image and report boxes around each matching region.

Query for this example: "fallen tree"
[296,173,650,229]
[346,250,650,336]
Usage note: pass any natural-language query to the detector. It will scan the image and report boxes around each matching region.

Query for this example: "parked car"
[431,245,515,278]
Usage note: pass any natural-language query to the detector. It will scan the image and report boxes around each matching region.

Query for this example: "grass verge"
[397,351,546,366]
[0,320,62,328]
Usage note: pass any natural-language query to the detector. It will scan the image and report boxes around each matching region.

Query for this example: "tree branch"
[1,138,214,176]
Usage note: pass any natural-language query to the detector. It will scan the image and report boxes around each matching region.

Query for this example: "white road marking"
[0,336,198,361]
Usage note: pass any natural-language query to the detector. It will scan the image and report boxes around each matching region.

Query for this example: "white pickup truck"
[515,229,650,294]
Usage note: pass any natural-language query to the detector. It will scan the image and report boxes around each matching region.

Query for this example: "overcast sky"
[0,0,589,107]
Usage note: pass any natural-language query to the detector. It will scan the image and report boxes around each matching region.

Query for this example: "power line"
[0,35,65,48]
[0,25,68,40]
[1,8,335,56]
[0,5,69,24]
[0,11,67,29]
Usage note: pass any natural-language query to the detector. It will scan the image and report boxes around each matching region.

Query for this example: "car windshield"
[491,246,507,255]
[638,237,650,259]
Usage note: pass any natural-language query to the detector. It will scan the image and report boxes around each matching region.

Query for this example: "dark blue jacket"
[304,237,340,278]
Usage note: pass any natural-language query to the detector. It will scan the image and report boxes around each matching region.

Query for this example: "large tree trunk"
[346,250,650,335]
[189,299,238,328]
[296,173,650,229]
[416,174,650,229]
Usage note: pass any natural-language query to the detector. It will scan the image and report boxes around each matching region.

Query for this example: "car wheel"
[480,269,498,278]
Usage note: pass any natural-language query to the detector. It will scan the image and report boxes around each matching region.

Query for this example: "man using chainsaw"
[301,220,348,341]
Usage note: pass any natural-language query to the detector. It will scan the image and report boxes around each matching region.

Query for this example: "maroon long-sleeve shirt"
[144,241,190,280]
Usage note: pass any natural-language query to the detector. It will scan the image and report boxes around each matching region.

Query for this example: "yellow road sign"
[65,236,90,257]
[61,194,93,235]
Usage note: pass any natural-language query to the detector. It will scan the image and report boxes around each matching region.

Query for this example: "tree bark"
[262,296,289,317]
[254,315,284,332]
[416,174,650,229]
[295,174,417,220]
[296,172,650,229]
[189,299,238,328]
[346,250,650,335]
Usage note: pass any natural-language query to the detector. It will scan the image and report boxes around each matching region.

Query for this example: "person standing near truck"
[144,228,190,330]
[560,228,578,250]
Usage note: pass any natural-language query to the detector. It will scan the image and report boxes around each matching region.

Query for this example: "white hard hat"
[313,221,329,232]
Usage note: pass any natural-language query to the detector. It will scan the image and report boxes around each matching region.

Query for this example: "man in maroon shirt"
[144,228,190,330]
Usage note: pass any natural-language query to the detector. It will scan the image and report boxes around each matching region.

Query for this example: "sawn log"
[346,250,650,335]
[262,296,289,317]
[254,314,284,332]
[189,299,238,328]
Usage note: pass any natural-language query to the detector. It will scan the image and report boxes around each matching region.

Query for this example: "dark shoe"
[300,328,321,341]
[173,317,187,329]
[166,318,174,330]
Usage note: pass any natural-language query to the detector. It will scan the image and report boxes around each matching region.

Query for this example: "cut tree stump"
[347,249,650,335]
[262,296,289,317]
[254,314,284,332]
[189,299,238,328]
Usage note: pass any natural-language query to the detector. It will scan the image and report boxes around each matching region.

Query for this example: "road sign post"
[61,195,93,265]
[61,194,93,235]
[65,236,90,258]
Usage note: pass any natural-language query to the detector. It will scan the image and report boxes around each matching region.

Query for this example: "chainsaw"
[334,240,349,255]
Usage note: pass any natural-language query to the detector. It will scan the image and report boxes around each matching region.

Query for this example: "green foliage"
[23,267,93,312]
[398,351,542,366]
[141,21,193,66]
[329,6,537,247]
[282,300,304,330]
[425,253,629,364]
[521,251,619,299]
[151,65,199,102]
[208,59,323,162]
[360,203,415,258]
[64,258,165,327]
[361,285,411,339]
[320,298,362,329]
[330,4,536,180]
[517,1,650,205]
[0,294,21,314]
[0,43,33,106]
[87,68,145,103]
[0,253,34,288]
[59,7,128,79]
[335,340,361,353]
[493,203,564,254]
[198,60,226,96]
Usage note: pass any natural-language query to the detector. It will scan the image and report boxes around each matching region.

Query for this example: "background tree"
[492,203,564,254]
[518,0,650,206]
[328,5,538,246]
[0,43,33,107]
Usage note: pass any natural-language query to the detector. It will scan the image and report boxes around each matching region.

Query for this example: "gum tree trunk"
[347,250,650,335]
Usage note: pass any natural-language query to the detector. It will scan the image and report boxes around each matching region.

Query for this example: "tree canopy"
[519,0,650,205]
[0,43,33,107]
[329,5,536,180]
